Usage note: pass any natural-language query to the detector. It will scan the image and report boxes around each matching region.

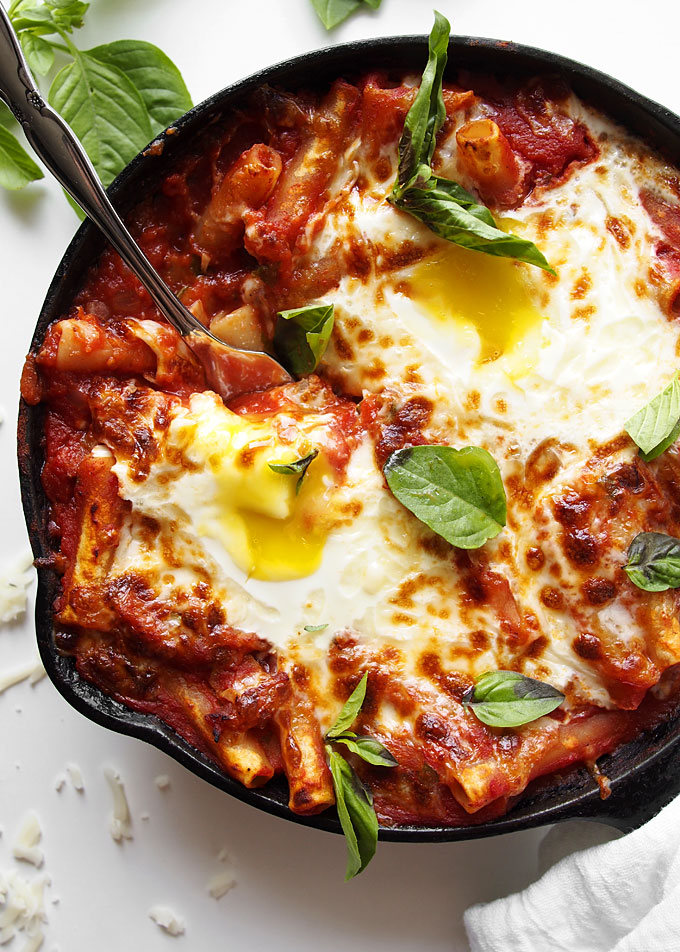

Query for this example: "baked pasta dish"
[21,15,680,875]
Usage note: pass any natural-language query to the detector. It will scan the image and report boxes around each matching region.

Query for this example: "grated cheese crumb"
[207,869,236,900]
[0,659,44,696]
[66,764,84,793]
[29,662,46,685]
[0,552,35,624]
[154,774,170,791]
[103,767,132,843]
[53,775,66,794]
[149,905,185,936]
[12,813,44,868]
[216,847,228,863]
[0,870,48,949]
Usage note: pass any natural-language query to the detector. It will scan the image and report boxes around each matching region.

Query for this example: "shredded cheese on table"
[0,870,48,951]
[148,905,185,936]
[0,552,35,625]
[207,869,236,899]
[0,659,44,696]
[103,766,133,843]
[12,813,44,869]
[66,763,84,793]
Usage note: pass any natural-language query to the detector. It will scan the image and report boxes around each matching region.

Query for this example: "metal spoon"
[0,5,291,401]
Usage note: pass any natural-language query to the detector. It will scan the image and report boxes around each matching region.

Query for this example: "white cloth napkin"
[464,796,680,952]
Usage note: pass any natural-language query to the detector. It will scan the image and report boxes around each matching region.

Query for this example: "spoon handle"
[0,4,206,340]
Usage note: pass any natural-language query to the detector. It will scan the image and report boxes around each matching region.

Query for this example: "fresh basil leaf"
[625,531,680,592]
[273,303,334,376]
[49,51,152,187]
[326,672,368,738]
[10,6,55,32]
[392,176,556,273]
[303,623,329,632]
[0,103,14,128]
[640,418,680,462]
[463,670,565,728]
[311,0,361,29]
[268,449,318,493]
[46,0,88,31]
[87,40,193,132]
[362,0,382,7]
[389,14,554,274]
[328,748,378,880]
[384,445,506,549]
[333,734,398,767]
[422,176,489,212]
[625,374,680,459]
[11,0,86,34]
[394,9,449,194]
[20,32,54,75]
[0,124,44,190]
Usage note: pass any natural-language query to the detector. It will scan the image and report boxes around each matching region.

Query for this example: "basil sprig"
[388,12,555,274]
[1,0,192,197]
[384,445,507,549]
[273,304,335,376]
[624,374,680,461]
[325,673,397,879]
[625,532,680,592]
[311,0,381,30]
[268,449,318,494]
[463,671,565,728]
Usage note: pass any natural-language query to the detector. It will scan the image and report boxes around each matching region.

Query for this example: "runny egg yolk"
[178,403,333,582]
[409,238,542,362]
[228,458,331,581]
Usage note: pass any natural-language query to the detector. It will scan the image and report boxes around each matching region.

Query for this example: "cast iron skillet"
[18,35,680,842]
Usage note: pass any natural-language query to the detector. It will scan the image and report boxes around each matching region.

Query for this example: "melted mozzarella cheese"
[114,391,343,582]
[317,138,678,459]
[106,98,680,713]
[113,419,479,662]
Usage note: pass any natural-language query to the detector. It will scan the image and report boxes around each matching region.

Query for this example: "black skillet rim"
[18,34,680,842]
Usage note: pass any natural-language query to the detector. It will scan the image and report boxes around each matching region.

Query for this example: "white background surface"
[1,1,679,949]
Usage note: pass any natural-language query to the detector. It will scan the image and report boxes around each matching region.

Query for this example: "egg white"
[105,98,680,712]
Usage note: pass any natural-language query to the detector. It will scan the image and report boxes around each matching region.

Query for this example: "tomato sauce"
[22,69,680,827]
